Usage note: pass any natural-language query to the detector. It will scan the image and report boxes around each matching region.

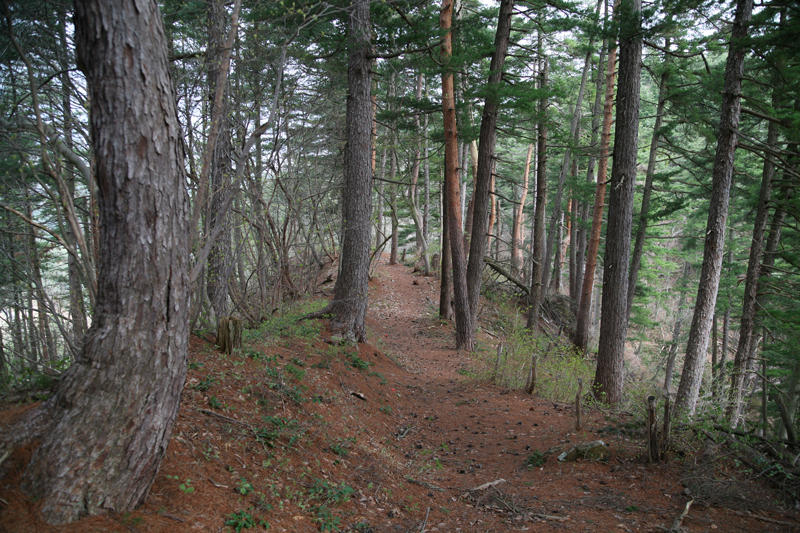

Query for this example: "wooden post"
[575,378,583,430]
[216,316,242,355]
[525,354,538,395]
[661,391,671,460]
[493,343,504,383]
[647,395,658,463]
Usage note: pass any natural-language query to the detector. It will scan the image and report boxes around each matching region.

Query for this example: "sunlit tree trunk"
[574,6,618,352]
[441,0,473,349]
[675,0,754,415]
[511,144,533,276]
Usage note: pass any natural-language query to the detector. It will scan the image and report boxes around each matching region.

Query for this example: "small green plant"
[188,361,204,370]
[379,405,392,414]
[236,477,255,496]
[330,438,354,457]
[369,371,387,384]
[347,353,370,370]
[284,362,306,381]
[224,509,268,531]
[525,451,547,468]
[291,357,305,367]
[166,475,195,494]
[208,396,223,409]
[193,374,216,392]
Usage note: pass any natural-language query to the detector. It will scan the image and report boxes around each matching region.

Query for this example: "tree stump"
[216,316,242,355]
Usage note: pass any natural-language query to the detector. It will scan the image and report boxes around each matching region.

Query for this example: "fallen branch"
[407,477,445,492]
[531,512,569,522]
[730,509,798,527]
[669,499,692,532]
[419,506,431,532]
[469,478,506,491]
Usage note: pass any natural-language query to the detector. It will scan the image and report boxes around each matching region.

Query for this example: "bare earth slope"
[1,260,798,532]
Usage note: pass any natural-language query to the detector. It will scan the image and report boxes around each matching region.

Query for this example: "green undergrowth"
[476,292,595,403]
[242,298,327,345]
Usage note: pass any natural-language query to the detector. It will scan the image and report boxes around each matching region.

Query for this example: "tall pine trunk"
[626,38,671,320]
[465,0,515,325]
[511,144,533,276]
[441,0,473,349]
[20,0,190,522]
[326,0,373,342]
[574,7,618,352]
[675,0,754,415]
[593,0,642,405]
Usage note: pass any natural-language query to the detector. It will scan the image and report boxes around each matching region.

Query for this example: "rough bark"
[409,73,431,275]
[205,0,237,321]
[21,0,190,523]
[439,174,454,320]
[593,0,642,405]
[626,39,670,321]
[326,0,373,343]
[574,13,618,352]
[441,0,473,349]
[465,0,515,325]
[675,0,754,415]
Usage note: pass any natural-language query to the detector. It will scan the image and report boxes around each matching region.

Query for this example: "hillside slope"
[1,261,798,532]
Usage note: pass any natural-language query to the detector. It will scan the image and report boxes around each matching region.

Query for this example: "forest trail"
[1,260,798,532]
[350,260,798,532]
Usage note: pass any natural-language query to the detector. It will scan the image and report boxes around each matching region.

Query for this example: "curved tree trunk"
[21,0,190,523]
[675,0,754,415]
[593,0,642,405]
[327,0,373,342]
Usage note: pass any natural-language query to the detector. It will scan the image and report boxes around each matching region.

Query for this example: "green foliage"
[224,509,269,532]
[525,451,547,468]
[329,438,355,457]
[255,416,303,449]
[193,374,216,392]
[235,477,254,496]
[243,299,326,344]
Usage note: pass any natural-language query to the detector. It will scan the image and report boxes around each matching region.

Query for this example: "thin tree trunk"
[726,95,779,425]
[440,171,454,320]
[541,7,598,293]
[465,0,515,325]
[665,262,691,393]
[675,0,754,415]
[409,72,431,274]
[21,0,190,522]
[512,144,533,276]
[593,0,642,405]
[626,38,671,321]
[527,38,548,330]
[574,8,618,352]
[441,0,473,349]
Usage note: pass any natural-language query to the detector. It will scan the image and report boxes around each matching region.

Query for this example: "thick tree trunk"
[21,0,190,523]
[593,0,642,405]
[464,0,514,325]
[725,98,778,425]
[327,0,373,342]
[441,0,473,349]
[526,40,548,330]
[626,39,670,321]
[512,144,533,276]
[574,14,618,352]
[205,0,238,321]
[439,174,454,320]
[675,0,754,415]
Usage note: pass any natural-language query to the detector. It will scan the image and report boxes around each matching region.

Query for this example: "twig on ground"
[407,477,444,492]
[469,478,506,491]
[419,506,431,532]
[669,499,693,532]
[730,509,799,527]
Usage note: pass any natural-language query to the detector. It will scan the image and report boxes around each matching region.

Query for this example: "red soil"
[1,260,798,532]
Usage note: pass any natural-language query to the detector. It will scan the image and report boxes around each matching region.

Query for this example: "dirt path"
[362,261,797,532]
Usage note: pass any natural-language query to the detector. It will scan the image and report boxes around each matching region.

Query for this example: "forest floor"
[1,260,799,532]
